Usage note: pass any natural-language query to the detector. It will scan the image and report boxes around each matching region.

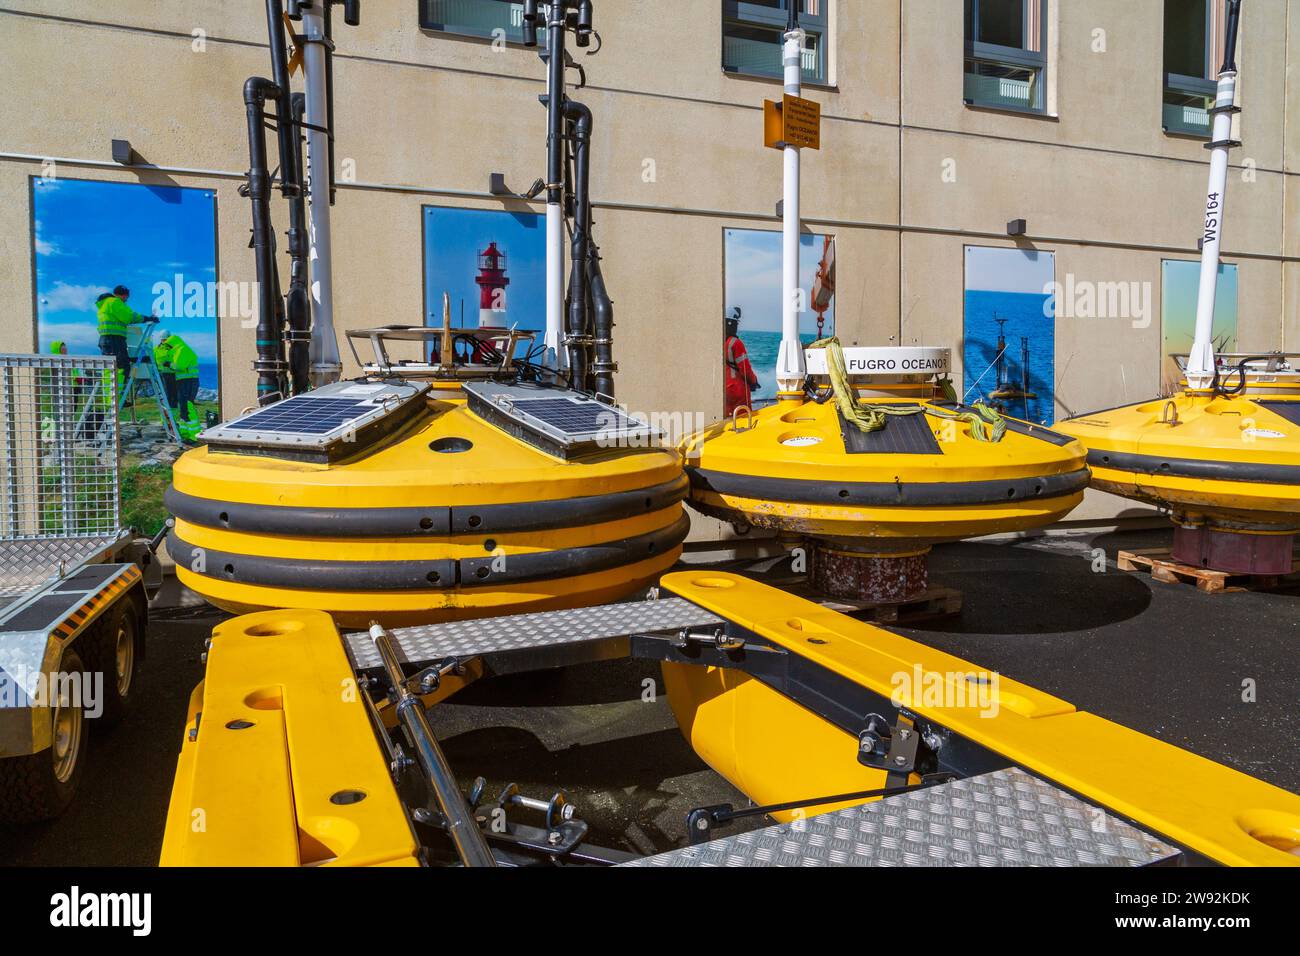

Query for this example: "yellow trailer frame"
[161,573,1300,867]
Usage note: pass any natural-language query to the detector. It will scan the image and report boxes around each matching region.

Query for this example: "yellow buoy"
[682,343,1089,601]
[168,332,687,628]
[1056,361,1300,572]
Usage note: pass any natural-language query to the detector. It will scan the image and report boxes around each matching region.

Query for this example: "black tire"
[82,598,142,727]
[0,647,89,824]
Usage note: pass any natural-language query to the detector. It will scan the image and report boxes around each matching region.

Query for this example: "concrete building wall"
[2,1,1297,530]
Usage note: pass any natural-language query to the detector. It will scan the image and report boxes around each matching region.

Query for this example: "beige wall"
[2,0,1298,531]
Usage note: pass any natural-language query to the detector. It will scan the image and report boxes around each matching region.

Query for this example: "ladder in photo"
[119,329,182,445]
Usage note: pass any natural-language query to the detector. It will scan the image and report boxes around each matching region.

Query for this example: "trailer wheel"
[0,647,89,824]
[83,599,142,727]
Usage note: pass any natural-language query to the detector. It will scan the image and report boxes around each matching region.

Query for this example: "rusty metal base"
[809,542,930,603]
[1171,525,1296,575]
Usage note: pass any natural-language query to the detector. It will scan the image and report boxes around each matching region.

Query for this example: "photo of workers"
[31,177,221,534]
[723,227,835,413]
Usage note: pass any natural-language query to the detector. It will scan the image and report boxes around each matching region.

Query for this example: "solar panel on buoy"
[510,398,642,435]
[232,397,375,435]
[201,381,429,461]
[464,382,660,459]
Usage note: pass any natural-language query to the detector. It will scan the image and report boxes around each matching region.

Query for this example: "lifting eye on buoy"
[1160,401,1180,427]
[731,406,753,433]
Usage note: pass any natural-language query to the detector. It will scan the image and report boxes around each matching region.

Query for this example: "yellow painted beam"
[662,571,1300,867]
[161,611,418,867]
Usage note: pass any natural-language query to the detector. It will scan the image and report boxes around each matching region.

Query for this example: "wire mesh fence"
[0,354,122,595]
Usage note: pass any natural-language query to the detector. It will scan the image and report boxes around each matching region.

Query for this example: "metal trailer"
[162,573,1300,868]
[0,354,157,823]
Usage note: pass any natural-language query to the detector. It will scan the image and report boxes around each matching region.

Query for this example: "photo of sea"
[725,227,834,410]
[734,330,819,407]
[962,247,1056,426]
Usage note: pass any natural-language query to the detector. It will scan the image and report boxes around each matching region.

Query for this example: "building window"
[1163,0,1221,137]
[419,0,536,44]
[722,2,829,86]
[964,0,1048,113]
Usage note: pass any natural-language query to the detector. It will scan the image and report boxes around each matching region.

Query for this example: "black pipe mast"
[264,0,313,398]
[243,76,287,405]
[244,1,360,402]
[524,1,616,397]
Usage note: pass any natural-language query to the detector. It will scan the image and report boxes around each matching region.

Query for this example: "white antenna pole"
[774,22,807,397]
[543,2,566,372]
[301,2,342,387]
[1185,0,1243,392]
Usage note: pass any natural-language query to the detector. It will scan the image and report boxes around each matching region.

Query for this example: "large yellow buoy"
[168,4,690,627]
[168,331,687,628]
[1056,361,1300,572]
[683,344,1089,601]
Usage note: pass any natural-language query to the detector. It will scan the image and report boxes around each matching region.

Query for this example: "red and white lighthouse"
[475,242,510,328]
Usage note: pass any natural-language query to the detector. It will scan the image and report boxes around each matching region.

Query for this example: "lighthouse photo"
[475,241,510,328]
[423,206,546,335]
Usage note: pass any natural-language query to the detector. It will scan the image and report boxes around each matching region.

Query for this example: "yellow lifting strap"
[925,400,1008,443]
[807,337,1007,442]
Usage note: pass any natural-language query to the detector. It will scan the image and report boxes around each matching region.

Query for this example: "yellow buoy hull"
[168,393,688,627]
[682,396,1088,542]
[1056,393,1300,530]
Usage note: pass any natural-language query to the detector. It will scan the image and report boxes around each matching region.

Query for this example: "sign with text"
[764,94,821,150]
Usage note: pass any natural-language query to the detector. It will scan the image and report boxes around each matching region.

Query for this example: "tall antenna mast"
[774,4,808,398]
[1185,0,1243,392]
[287,0,360,388]
[524,1,568,373]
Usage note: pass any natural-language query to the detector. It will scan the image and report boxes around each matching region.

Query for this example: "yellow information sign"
[764,94,821,150]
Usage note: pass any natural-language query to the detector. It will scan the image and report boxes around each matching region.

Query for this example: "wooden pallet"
[757,571,963,624]
[1117,547,1300,594]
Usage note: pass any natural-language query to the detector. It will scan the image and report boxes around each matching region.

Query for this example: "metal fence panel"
[0,354,122,596]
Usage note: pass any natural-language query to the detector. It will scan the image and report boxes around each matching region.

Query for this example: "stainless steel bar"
[369,623,496,868]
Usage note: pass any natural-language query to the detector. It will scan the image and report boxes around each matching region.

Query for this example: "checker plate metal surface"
[623,768,1178,867]
[344,597,722,669]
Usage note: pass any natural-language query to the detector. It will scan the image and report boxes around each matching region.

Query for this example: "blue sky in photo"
[724,228,834,335]
[964,245,1055,294]
[423,206,546,331]
[32,178,219,372]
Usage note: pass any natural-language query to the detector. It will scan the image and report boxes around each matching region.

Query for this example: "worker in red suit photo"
[723,307,760,417]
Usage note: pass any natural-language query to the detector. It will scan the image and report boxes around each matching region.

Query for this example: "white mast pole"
[543,2,566,372]
[1185,0,1243,392]
[774,17,807,397]
[301,1,341,387]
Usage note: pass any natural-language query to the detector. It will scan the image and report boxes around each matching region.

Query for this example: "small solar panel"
[464,382,661,459]
[511,398,643,437]
[233,397,374,435]
[201,380,429,461]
